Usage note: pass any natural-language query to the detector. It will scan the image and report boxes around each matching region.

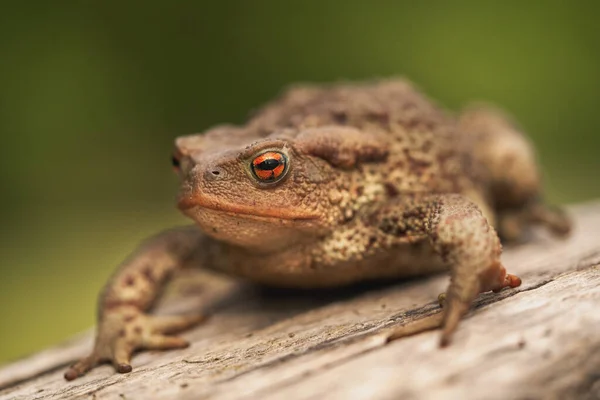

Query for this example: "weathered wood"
[2,202,600,400]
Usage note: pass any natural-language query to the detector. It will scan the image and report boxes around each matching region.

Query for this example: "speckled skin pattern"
[65,79,571,380]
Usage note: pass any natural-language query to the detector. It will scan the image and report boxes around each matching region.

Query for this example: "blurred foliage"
[0,1,598,363]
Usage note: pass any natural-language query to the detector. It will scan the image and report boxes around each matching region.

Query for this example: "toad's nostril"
[204,166,226,181]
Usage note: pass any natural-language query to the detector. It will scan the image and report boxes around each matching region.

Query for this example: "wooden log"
[1,202,600,400]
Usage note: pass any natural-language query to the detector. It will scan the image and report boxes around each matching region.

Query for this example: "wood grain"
[1,202,600,400]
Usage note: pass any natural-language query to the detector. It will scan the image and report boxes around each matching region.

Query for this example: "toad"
[65,79,571,380]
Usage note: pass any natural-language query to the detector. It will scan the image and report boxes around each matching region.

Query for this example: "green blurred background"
[1,1,599,364]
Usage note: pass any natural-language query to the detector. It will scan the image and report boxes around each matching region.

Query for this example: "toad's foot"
[64,306,206,381]
[499,203,572,242]
[387,265,522,345]
[437,270,521,306]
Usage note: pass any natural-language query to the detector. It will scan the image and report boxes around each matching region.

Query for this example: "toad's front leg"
[375,194,521,346]
[64,226,208,381]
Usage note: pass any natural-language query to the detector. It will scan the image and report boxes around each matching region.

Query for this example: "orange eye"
[251,151,288,183]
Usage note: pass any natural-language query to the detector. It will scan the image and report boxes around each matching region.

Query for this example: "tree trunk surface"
[1,202,600,400]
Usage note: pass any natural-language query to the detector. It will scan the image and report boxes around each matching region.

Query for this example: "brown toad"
[65,79,571,380]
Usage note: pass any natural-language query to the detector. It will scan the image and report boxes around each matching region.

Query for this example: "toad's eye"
[171,154,181,172]
[251,151,288,183]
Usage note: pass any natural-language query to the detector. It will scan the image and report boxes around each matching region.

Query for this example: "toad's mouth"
[177,195,320,221]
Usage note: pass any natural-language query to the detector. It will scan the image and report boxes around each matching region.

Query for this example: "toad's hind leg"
[459,105,571,241]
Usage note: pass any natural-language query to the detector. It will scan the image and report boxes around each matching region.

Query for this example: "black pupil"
[256,158,281,171]
[171,155,181,168]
